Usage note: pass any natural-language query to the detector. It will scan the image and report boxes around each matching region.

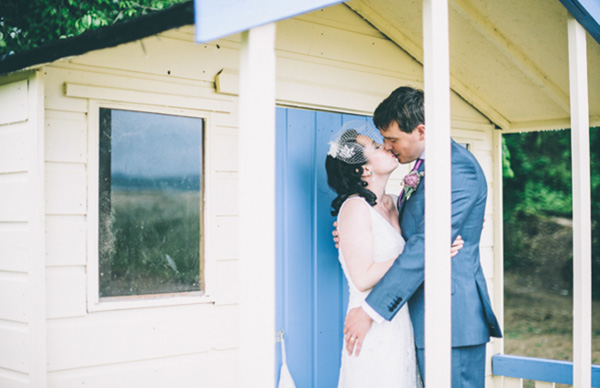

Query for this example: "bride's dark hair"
[325,130,377,216]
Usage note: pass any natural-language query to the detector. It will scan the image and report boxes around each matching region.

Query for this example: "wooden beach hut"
[0,0,598,387]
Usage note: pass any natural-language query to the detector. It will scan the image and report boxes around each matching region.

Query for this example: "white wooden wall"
[0,73,47,387]
[42,36,241,387]
[0,4,500,387]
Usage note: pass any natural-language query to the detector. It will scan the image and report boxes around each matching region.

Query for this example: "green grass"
[99,190,201,297]
[504,271,600,388]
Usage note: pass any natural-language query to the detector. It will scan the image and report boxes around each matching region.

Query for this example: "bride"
[325,122,462,388]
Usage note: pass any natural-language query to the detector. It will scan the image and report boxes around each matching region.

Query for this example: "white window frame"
[86,100,215,312]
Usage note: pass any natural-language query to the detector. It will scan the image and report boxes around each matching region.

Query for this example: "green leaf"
[0,0,185,57]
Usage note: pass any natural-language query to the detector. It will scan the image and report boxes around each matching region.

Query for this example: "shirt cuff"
[361,300,384,323]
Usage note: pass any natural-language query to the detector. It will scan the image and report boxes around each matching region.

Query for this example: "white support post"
[492,130,505,348]
[567,16,592,388]
[423,0,452,387]
[239,23,277,388]
[28,69,47,388]
[492,129,505,388]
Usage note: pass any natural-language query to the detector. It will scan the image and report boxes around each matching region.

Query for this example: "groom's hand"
[343,307,373,356]
[332,221,340,249]
[451,235,464,257]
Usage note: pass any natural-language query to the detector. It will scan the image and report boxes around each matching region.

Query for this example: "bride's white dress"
[337,196,422,388]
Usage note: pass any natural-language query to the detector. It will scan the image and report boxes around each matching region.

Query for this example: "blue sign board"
[194,0,343,43]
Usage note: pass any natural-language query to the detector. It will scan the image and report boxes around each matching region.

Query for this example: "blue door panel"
[313,111,345,387]
[284,108,316,387]
[276,107,371,387]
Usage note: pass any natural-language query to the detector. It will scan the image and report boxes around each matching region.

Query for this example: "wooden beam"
[450,0,571,114]
[568,16,592,388]
[504,118,572,132]
[502,116,600,132]
[345,0,511,130]
[423,0,452,387]
[238,23,277,388]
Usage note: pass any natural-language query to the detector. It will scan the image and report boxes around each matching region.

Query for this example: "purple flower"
[403,171,424,201]
[404,171,421,189]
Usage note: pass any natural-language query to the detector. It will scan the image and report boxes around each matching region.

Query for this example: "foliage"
[503,130,573,218]
[0,0,185,58]
[502,128,600,298]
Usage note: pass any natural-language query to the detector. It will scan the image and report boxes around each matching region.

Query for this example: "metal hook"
[276,330,285,343]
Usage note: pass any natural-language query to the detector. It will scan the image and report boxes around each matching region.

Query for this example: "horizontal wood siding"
[32,4,498,386]
[0,74,46,387]
[43,27,243,387]
[47,349,238,388]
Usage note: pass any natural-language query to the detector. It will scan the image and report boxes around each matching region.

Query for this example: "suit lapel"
[398,162,425,222]
[398,191,408,220]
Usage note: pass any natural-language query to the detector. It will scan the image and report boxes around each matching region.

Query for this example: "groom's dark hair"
[373,86,424,134]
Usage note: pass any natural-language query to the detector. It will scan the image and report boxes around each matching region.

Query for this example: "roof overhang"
[0,2,194,76]
[1,0,599,131]
[558,0,600,45]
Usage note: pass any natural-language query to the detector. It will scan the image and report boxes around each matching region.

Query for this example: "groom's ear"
[416,124,425,140]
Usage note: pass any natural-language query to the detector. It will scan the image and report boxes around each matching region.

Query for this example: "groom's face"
[380,121,425,164]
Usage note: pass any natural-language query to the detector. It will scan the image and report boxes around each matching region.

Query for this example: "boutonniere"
[403,170,424,201]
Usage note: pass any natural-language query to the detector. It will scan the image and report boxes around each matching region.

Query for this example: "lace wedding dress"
[337,197,422,388]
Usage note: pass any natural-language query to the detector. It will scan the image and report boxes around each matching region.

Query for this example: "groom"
[343,86,502,388]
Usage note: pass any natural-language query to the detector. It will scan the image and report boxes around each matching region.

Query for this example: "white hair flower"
[327,141,339,157]
[338,144,355,160]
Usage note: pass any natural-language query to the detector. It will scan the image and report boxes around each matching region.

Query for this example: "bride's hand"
[450,235,463,258]
[344,307,373,357]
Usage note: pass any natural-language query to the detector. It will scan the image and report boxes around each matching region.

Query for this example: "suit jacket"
[365,139,502,349]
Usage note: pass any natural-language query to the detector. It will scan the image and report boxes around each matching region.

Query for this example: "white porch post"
[28,70,47,388]
[238,23,277,387]
[567,16,592,388]
[423,0,452,386]
[492,129,505,388]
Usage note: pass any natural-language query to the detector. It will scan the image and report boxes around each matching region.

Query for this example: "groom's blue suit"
[365,139,502,387]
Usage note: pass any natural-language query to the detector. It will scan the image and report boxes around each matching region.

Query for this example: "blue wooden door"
[275,107,371,387]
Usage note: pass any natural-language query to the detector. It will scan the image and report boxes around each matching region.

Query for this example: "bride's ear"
[361,166,373,177]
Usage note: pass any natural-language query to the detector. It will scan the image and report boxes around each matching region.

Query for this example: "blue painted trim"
[194,0,343,43]
[492,354,600,387]
[558,0,600,45]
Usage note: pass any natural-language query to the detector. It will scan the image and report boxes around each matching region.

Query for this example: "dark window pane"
[99,108,203,297]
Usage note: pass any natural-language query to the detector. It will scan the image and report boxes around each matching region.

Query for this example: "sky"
[110,109,203,179]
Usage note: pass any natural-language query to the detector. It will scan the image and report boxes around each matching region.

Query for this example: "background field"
[502,214,598,388]
[99,190,201,297]
[502,129,600,387]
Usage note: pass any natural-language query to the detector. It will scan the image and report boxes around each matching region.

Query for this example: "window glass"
[99,108,203,297]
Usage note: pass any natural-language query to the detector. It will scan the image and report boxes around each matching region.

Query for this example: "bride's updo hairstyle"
[325,121,382,216]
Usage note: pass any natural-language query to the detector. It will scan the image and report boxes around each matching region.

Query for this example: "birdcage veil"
[327,120,383,165]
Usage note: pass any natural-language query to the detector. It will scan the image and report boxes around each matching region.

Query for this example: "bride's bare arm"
[338,200,394,293]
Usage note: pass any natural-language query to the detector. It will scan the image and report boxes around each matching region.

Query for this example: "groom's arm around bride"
[344,86,501,388]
